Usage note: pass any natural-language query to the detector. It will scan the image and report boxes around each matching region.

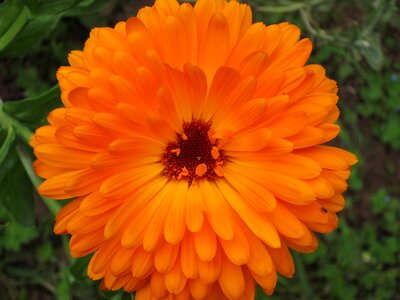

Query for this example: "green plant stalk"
[0,5,30,52]
[0,103,33,144]
[16,144,61,216]
[293,252,313,298]
[256,0,324,13]
[361,0,385,38]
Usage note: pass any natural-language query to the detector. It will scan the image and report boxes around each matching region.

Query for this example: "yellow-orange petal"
[194,219,217,262]
[35,144,95,169]
[38,171,79,199]
[218,254,245,300]
[154,242,180,274]
[216,181,281,248]
[164,181,187,244]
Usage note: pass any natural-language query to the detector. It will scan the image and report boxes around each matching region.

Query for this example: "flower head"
[31,0,357,298]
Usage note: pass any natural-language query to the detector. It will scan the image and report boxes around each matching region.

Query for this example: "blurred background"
[0,0,399,299]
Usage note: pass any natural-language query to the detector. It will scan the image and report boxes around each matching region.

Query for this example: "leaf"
[371,188,389,215]
[2,85,61,128]
[0,0,24,37]
[16,67,50,97]
[33,0,80,15]
[69,255,91,281]
[36,240,55,263]
[120,293,133,300]
[358,33,384,71]
[0,146,18,183]
[64,0,111,17]
[381,115,400,149]
[0,0,30,52]
[0,125,16,166]
[0,13,61,57]
[56,266,72,300]
[0,149,35,226]
[0,208,38,251]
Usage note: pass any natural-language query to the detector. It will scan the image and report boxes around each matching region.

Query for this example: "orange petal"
[216,181,280,248]
[222,128,271,152]
[197,250,221,284]
[38,171,79,199]
[164,258,187,294]
[154,242,180,274]
[131,247,153,278]
[164,181,187,244]
[180,234,198,279]
[185,183,204,232]
[110,247,136,275]
[34,144,95,169]
[201,181,235,240]
[218,254,245,300]
[219,223,250,265]
[194,219,217,262]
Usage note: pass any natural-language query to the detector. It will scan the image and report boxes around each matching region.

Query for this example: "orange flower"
[31,0,357,298]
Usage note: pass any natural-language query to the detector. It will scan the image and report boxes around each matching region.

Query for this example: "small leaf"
[358,33,384,71]
[69,255,92,281]
[36,240,55,263]
[120,293,133,300]
[381,116,400,149]
[0,125,16,166]
[56,266,72,300]
[0,209,38,251]
[3,85,61,128]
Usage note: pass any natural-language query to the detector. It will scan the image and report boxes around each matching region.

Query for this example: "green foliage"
[0,0,399,299]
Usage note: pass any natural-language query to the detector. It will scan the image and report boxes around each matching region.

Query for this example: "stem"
[16,144,61,216]
[0,6,30,52]
[0,103,33,144]
[361,0,384,38]
[293,252,313,298]
[256,0,324,13]
[299,8,349,44]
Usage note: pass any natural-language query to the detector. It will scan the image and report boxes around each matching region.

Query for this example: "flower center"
[161,120,224,185]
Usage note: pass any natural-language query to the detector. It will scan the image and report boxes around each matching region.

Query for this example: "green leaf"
[0,0,30,52]
[0,125,16,166]
[358,33,384,71]
[0,150,35,226]
[16,67,50,97]
[0,13,61,57]
[56,266,72,300]
[3,85,61,128]
[371,188,388,214]
[64,0,112,17]
[33,0,80,15]
[36,240,55,263]
[381,115,400,149]
[0,0,23,36]
[0,144,18,183]
[120,293,133,300]
[69,255,91,281]
[0,209,38,251]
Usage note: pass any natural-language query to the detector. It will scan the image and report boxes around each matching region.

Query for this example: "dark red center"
[161,120,224,185]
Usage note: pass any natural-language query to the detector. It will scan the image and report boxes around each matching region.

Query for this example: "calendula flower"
[31,0,357,298]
